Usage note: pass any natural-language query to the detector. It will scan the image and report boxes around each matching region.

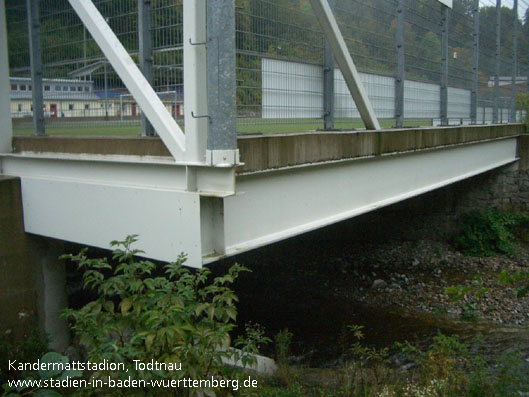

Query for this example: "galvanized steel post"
[27,0,45,136]
[395,0,405,128]
[493,0,501,124]
[440,4,448,126]
[471,0,479,124]
[206,0,237,156]
[323,0,335,130]
[139,0,155,136]
[510,0,518,123]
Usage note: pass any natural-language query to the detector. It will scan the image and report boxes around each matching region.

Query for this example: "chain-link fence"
[5,0,529,136]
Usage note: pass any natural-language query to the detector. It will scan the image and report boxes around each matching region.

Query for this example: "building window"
[68,104,74,111]
[30,105,33,111]
[84,104,89,110]
[44,85,50,91]
[78,86,82,92]
[11,84,17,91]
[63,86,68,91]
[29,85,32,91]
[17,104,22,112]
[19,85,26,91]
[84,87,90,92]
[70,86,76,92]
[55,86,61,91]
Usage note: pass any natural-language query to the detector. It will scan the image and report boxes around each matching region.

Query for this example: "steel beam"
[493,0,501,124]
[219,138,517,262]
[139,0,155,136]
[395,0,405,128]
[183,0,208,163]
[309,0,381,130]
[510,0,518,123]
[440,4,448,126]
[471,0,479,124]
[27,0,45,136]
[206,0,239,164]
[68,0,186,160]
[0,0,11,153]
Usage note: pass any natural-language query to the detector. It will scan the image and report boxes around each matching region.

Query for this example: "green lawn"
[12,118,434,137]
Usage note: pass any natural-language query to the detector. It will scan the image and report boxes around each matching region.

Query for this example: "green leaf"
[39,352,69,380]
[145,334,155,351]
[34,389,62,397]
[120,298,132,316]
[58,369,83,381]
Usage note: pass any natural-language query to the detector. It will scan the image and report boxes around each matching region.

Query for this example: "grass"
[12,118,434,137]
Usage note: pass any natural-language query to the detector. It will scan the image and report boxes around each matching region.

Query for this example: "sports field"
[12,118,433,137]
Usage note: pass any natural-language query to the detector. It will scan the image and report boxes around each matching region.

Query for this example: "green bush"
[0,329,48,387]
[62,235,268,396]
[454,209,518,256]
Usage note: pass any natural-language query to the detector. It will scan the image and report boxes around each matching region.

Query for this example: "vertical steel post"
[0,0,12,152]
[184,0,208,163]
[471,0,479,124]
[493,0,501,124]
[323,0,335,130]
[206,0,237,154]
[440,4,448,126]
[139,0,154,136]
[510,0,518,123]
[395,0,405,128]
[27,0,45,136]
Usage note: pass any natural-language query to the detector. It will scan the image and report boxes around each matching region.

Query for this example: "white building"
[10,77,183,120]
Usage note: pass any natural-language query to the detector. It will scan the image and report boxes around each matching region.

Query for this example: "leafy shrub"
[62,235,268,396]
[2,352,81,397]
[454,209,518,256]
[0,329,48,387]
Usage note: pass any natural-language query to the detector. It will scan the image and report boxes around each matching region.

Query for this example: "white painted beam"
[68,0,186,161]
[309,0,381,130]
[215,138,517,262]
[0,0,12,153]
[183,0,208,163]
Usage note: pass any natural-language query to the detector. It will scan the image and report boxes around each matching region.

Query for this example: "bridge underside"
[1,124,523,268]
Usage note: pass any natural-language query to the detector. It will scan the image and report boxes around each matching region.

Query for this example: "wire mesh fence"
[5,0,529,136]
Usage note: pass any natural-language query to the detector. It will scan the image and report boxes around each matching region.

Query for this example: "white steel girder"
[67,0,187,161]
[0,154,236,268]
[210,138,517,262]
[0,138,518,267]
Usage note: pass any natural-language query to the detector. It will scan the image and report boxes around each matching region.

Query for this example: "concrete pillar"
[35,239,70,352]
[0,0,12,152]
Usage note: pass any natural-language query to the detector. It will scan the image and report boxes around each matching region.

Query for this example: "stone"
[372,279,387,289]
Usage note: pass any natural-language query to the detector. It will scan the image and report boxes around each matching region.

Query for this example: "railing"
[5,0,529,137]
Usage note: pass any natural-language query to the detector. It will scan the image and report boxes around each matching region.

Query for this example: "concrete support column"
[36,239,70,352]
[0,0,12,152]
